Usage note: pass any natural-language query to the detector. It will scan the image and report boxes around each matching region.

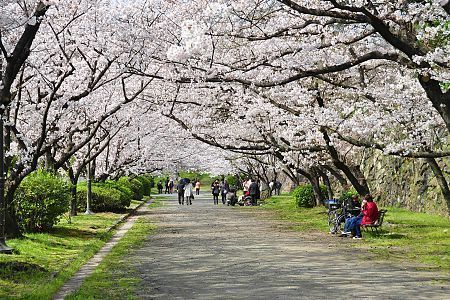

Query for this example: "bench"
[361,209,387,232]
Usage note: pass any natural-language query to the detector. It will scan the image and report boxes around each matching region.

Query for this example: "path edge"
[52,196,153,300]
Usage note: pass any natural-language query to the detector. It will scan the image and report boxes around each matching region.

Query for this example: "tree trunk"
[323,165,348,188]
[5,185,21,237]
[297,168,323,206]
[419,77,450,133]
[310,173,324,206]
[321,128,370,196]
[68,168,78,216]
[318,167,333,199]
[425,158,450,216]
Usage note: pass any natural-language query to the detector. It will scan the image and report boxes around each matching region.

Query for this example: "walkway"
[129,192,449,299]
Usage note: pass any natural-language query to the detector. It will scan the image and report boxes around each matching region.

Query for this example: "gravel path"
[131,192,449,299]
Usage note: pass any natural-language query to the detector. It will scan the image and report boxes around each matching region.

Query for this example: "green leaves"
[15,169,71,232]
[292,184,327,208]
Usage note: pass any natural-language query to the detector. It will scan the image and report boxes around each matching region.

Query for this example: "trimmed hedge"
[292,184,327,208]
[130,178,144,200]
[103,180,133,201]
[15,170,70,232]
[118,176,144,200]
[135,176,151,196]
[77,183,131,213]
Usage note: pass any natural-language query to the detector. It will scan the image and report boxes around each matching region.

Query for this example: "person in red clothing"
[360,194,379,226]
[342,194,379,239]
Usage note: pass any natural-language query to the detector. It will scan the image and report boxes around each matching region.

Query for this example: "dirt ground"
[130,192,449,299]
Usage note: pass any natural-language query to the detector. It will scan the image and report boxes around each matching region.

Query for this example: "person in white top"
[195,180,201,195]
[184,181,194,205]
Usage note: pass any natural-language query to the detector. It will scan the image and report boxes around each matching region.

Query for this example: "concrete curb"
[53,197,153,300]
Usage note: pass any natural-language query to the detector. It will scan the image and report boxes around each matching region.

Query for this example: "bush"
[117,176,133,191]
[338,188,359,205]
[117,176,143,200]
[103,180,133,201]
[292,184,327,208]
[225,175,238,187]
[135,176,151,196]
[130,178,144,200]
[77,183,130,213]
[15,170,70,232]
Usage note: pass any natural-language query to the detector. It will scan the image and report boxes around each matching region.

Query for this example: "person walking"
[157,181,163,194]
[169,180,174,193]
[176,181,185,205]
[221,180,230,205]
[211,180,220,205]
[269,180,274,196]
[274,180,282,195]
[184,180,194,205]
[164,177,170,194]
[195,180,201,195]
[249,179,259,206]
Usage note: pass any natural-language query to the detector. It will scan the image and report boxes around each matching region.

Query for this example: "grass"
[66,218,156,300]
[0,199,148,299]
[260,194,450,272]
[261,194,330,232]
[148,195,164,209]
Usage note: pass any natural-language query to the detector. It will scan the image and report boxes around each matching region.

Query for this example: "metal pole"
[0,115,13,253]
[85,126,93,215]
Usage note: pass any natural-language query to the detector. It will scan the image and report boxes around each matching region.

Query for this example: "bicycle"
[326,199,360,234]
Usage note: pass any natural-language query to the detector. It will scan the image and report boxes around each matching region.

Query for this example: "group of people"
[268,180,282,196]
[156,178,201,205]
[156,177,175,194]
[341,194,379,239]
[210,179,230,205]
[242,178,261,206]
[157,176,284,208]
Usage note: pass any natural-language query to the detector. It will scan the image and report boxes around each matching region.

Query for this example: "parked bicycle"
[326,199,360,234]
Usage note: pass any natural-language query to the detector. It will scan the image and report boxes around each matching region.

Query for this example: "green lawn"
[66,218,156,300]
[261,194,450,271]
[0,199,148,299]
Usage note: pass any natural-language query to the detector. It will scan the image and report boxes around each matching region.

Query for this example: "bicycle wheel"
[333,214,346,234]
[328,210,340,233]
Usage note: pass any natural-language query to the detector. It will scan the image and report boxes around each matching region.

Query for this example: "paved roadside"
[130,192,449,299]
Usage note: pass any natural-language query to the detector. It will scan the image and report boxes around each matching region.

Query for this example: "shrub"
[117,176,143,200]
[225,175,238,187]
[292,184,327,208]
[15,170,71,232]
[103,180,133,205]
[130,178,144,200]
[338,188,359,205]
[117,176,133,191]
[135,176,151,196]
[148,176,155,189]
[77,183,129,213]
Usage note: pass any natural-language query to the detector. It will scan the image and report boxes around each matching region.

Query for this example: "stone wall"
[359,149,449,216]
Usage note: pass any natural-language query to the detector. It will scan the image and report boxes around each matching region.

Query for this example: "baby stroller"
[237,191,252,206]
[226,187,238,206]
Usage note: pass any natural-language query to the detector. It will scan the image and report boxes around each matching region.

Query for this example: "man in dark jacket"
[248,179,259,206]
[177,182,185,205]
